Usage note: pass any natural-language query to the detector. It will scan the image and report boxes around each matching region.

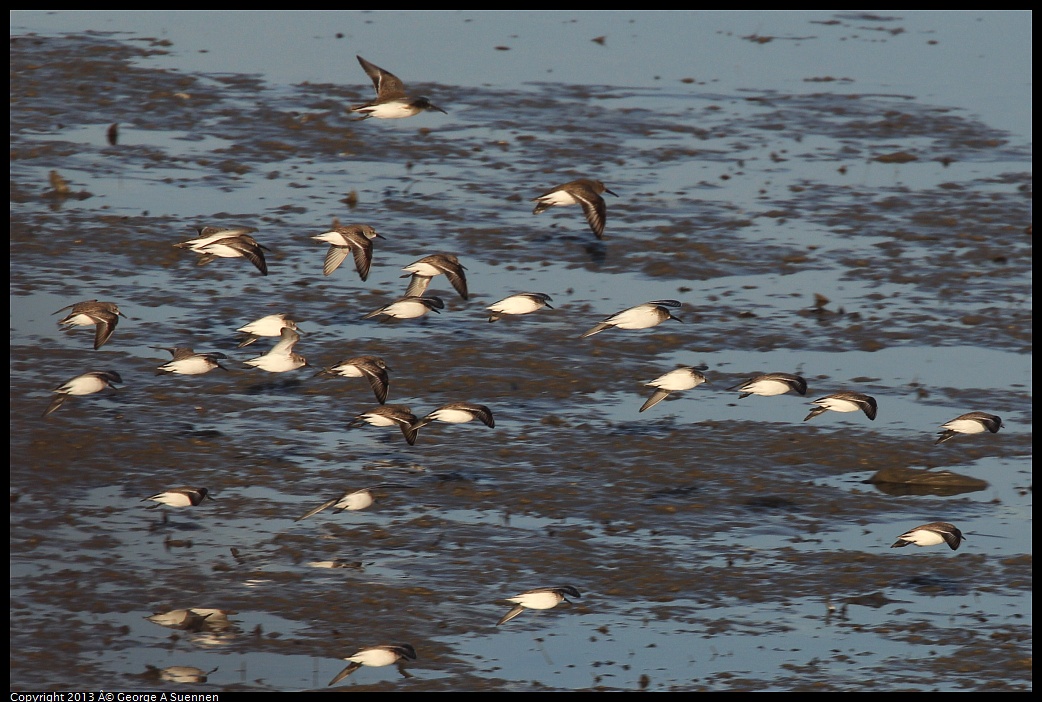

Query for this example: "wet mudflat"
[10,13,1031,692]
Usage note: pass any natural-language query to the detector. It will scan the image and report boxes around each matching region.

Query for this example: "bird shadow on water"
[242,377,309,395]
[893,574,969,597]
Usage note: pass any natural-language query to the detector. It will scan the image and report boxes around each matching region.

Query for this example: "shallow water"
[9,11,1032,692]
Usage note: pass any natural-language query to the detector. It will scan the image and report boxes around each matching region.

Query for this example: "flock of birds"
[42,55,1007,686]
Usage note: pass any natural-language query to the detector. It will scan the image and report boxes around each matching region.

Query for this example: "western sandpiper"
[890,521,965,551]
[244,327,308,373]
[362,295,445,321]
[235,313,301,348]
[311,224,382,280]
[328,643,417,686]
[640,366,708,413]
[581,299,683,338]
[154,347,229,376]
[42,370,122,418]
[315,355,391,404]
[935,411,1004,444]
[146,608,234,632]
[414,401,495,430]
[295,488,375,522]
[352,55,446,120]
[54,300,127,350]
[143,487,213,509]
[349,404,421,445]
[487,292,553,322]
[401,253,468,300]
[497,585,582,626]
[176,226,269,275]
[804,391,877,422]
[532,179,617,239]
[156,666,218,684]
[728,372,808,399]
